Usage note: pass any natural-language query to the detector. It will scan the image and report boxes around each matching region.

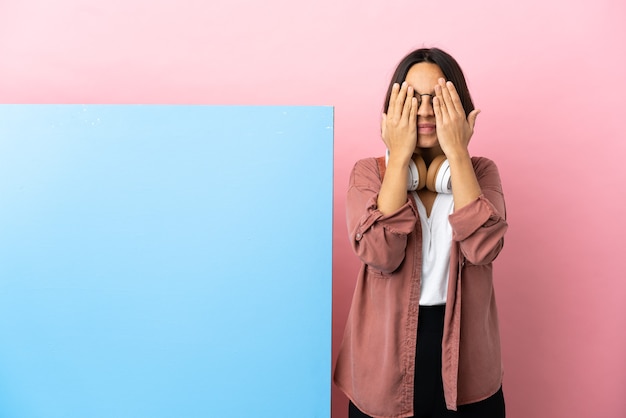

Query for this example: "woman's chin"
[416,138,440,150]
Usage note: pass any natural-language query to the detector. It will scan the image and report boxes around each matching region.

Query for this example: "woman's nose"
[417,95,434,116]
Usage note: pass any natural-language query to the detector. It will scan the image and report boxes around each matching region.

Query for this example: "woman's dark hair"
[383,48,474,116]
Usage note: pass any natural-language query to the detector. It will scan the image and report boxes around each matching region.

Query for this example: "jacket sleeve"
[346,158,418,273]
[448,157,508,265]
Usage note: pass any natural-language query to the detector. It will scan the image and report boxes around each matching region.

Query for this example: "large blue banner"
[0,105,333,418]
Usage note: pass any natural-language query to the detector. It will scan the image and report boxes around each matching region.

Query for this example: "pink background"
[2,1,625,417]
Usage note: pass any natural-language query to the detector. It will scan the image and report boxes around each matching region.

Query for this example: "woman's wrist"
[386,149,413,166]
[444,147,471,164]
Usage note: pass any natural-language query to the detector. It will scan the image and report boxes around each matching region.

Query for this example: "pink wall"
[2,1,625,417]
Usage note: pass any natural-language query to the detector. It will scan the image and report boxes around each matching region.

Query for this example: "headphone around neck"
[385,150,452,193]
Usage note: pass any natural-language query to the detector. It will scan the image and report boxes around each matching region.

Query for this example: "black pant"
[349,305,505,418]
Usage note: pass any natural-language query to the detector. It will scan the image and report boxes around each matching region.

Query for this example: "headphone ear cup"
[409,155,427,191]
[407,159,419,191]
[426,155,452,193]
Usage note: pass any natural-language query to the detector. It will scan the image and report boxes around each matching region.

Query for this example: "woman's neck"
[416,146,444,166]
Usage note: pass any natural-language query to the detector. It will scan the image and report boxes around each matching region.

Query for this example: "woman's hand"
[381,82,417,164]
[433,78,480,159]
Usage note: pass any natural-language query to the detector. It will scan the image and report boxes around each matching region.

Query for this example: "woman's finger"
[444,80,465,116]
[409,96,417,126]
[433,95,443,123]
[467,109,480,132]
[438,78,458,117]
[393,82,408,120]
[381,113,388,143]
[434,84,449,121]
[387,83,399,118]
[401,85,414,122]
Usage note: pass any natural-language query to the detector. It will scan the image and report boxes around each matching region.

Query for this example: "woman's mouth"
[417,123,436,134]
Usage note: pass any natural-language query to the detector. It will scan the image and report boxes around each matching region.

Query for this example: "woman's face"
[404,62,445,150]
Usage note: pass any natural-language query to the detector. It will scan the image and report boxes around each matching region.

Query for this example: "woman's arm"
[449,157,508,265]
[432,77,482,212]
[346,158,418,273]
[432,78,507,264]
[378,82,417,215]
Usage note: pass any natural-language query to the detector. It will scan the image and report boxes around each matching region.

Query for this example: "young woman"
[334,48,508,418]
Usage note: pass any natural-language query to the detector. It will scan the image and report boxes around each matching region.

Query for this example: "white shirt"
[412,192,454,306]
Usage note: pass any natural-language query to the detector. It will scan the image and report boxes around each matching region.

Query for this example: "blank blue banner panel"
[0,105,333,418]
